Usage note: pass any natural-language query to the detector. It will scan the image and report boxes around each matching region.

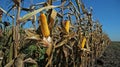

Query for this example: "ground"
[96,41,120,67]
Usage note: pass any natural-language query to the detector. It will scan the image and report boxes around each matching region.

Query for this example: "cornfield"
[0,0,111,67]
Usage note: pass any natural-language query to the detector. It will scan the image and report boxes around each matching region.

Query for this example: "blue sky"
[82,0,120,41]
[0,0,120,41]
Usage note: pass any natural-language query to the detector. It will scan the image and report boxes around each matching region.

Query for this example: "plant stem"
[13,0,21,58]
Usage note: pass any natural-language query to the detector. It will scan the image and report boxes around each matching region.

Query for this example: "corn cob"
[81,37,86,48]
[39,13,50,37]
[64,20,70,33]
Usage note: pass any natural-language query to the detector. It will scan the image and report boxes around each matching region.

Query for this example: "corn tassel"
[64,20,70,33]
[39,13,50,37]
[81,37,86,48]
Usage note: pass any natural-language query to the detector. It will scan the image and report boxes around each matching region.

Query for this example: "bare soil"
[96,41,120,67]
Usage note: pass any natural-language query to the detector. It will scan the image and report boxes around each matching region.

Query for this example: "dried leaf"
[47,0,52,5]
[63,46,68,57]
[42,36,52,47]
[7,5,16,15]
[46,43,53,57]
[25,29,40,40]
[57,12,63,18]
[21,7,31,11]
[50,9,57,19]
[14,57,23,67]
[19,5,60,22]
[70,2,80,16]
[55,39,67,48]
[4,60,14,67]
[49,9,57,30]
[81,1,87,14]
[0,7,14,19]
[13,0,21,5]
[24,58,37,64]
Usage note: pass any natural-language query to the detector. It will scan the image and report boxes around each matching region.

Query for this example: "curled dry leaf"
[24,58,37,64]
[25,28,40,40]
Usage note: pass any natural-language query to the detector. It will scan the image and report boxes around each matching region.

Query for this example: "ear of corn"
[39,13,50,37]
[64,20,70,34]
[81,37,86,48]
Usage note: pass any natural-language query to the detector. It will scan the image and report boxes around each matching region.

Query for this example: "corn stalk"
[0,0,111,67]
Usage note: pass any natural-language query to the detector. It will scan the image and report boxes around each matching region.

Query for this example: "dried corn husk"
[43,36,52,56]
[49,9,57,31]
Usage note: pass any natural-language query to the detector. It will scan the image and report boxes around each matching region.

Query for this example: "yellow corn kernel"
[64,20,70,33]
[39,13,50,37]
[81,37,86,48]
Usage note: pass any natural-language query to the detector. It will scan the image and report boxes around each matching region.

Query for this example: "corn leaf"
[25,29,40,40]
[49,9,57,30]
[19,5,60,22]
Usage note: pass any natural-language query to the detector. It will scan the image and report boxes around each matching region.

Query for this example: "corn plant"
[0,0,111,67]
